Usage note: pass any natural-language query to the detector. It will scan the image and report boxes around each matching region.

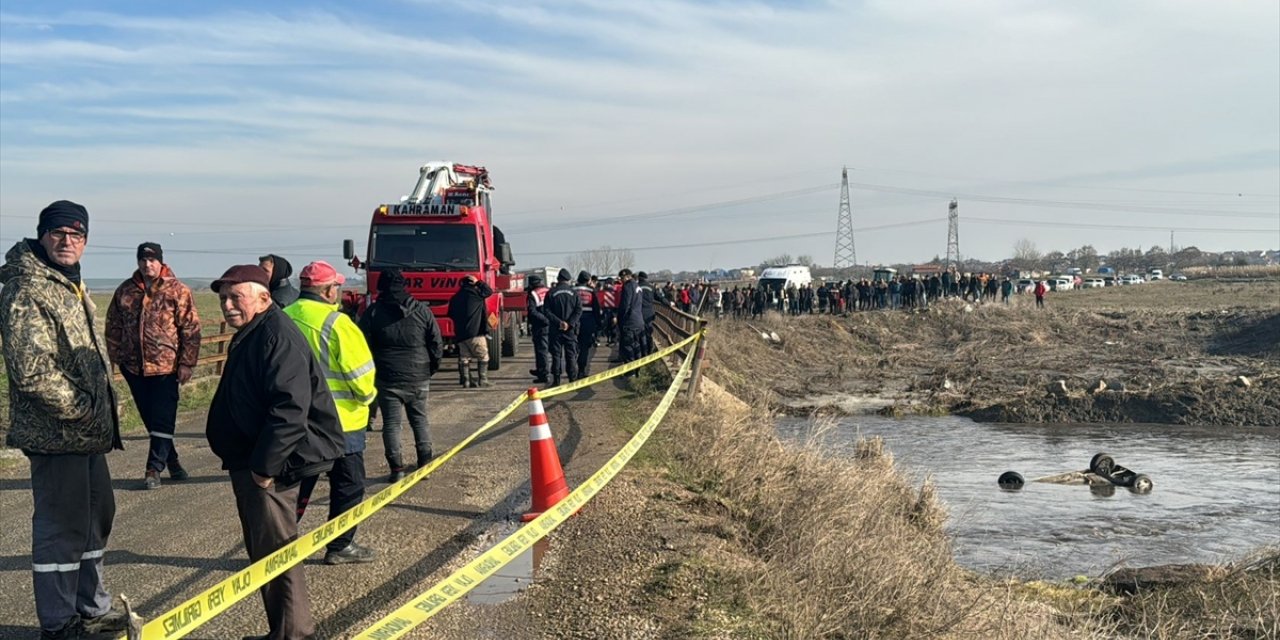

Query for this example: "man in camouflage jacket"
[106,241,201,489]
[0,201,128,638]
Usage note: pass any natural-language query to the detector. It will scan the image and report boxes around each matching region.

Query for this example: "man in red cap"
[284,261,379,565]
[106,242,202,490]
[206,264,344,640]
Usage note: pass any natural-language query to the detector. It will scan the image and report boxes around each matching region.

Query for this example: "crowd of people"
[0,199,1059,639]
[0,200,697,639]
[644,270,1047,321]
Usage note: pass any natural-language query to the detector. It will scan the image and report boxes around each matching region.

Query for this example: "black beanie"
[577,270,591,284]
[137,242,163,263]
[557,268,572,283]
[378,268,406,293]
[37,200,89,237]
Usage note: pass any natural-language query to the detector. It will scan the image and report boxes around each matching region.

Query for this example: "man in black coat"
[446,274,493,389]
[615,268,645,367]
[571,271,600,377]
[206,265,344,640]
[526,274,551,383]
[544,268,582,386]
[359,269,443,482]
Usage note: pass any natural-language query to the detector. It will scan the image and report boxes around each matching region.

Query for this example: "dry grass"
[650,382,1086,639]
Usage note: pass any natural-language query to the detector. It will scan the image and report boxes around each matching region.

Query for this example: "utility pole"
[833,167,856,272]
[945,199,961,270]
[1169,230,1175,255]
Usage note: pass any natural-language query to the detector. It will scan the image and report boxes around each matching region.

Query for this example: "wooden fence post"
[686,319,707,398]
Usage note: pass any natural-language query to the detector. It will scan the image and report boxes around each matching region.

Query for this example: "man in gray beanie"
[0,200,129,638]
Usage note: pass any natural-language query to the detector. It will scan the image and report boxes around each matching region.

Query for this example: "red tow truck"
[342,162,525,370]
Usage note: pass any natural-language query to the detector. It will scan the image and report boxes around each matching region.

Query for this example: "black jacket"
[617,280,644,330]
[446,280,493,341]
[544,283,582,331]
[359,296,444,387]
[206,305,344,482]
[637,282,657,321]
[526,286,550,330]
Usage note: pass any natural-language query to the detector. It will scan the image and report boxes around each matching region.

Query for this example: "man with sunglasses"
[0,201,128,639]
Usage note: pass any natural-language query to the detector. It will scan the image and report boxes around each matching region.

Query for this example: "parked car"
[1049,277,1074,291]
[1121,274,1145,285]
[1103,276,1118,287]
[1083,278,1105,288]
[1016,278,1035,293]
[1170,273,1188,281]
[1148,269,1164,281]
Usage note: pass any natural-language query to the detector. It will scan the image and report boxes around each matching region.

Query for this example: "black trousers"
[642,317,656,355]
[29,453,115,632]
[549,327,578,381]
[531,327,550,377]
[618,326,645,364]
[576,321,597,376]
[121,370,181,473]
[230,470,315,640]
[296,451,365,553]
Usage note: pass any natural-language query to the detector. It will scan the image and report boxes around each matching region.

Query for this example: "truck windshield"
[369,223,479,271]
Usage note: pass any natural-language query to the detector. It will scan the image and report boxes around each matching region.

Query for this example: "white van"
[757,265,812,301]
[1148,269,1164,281]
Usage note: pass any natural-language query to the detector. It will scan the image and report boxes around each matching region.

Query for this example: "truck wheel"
[502,312,518,358]
[1089,453,1115,477]
[997,471,1024,490]
[487,331,501,370]
[1128,474,1153,494]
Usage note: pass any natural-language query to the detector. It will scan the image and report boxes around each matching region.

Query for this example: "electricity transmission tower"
[945,199,960,270]
[833,167,856,270]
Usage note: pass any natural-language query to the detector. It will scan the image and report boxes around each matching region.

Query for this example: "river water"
[775,414,1280,578]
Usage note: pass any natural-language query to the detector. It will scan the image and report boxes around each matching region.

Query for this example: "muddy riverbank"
[705,280,1280,427]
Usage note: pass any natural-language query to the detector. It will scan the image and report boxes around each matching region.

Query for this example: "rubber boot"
[475,361,492,388]
[415,445,433,469]
[458,361,469,387]
[466,365,477,389]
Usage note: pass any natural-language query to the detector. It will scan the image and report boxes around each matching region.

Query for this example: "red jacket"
[1034,282,1047,297]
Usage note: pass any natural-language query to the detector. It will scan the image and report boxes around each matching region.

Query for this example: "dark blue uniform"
[526,278,550,382]
[544,279,582,385]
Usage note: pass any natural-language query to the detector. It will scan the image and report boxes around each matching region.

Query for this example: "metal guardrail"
[653,304,708,397]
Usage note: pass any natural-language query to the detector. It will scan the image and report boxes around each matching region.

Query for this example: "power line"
[846,181,1278,219]
[504,184,840,235]
[965,217,1279,234]
[518,218,944,257]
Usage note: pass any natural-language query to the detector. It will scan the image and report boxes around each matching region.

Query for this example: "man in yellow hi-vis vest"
[284,260,379,565]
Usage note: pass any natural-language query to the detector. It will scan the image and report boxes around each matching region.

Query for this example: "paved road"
[0,344,634,639]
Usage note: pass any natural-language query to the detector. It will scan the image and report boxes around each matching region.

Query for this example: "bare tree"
[1012,238,1041,270]
[563,245,636,277]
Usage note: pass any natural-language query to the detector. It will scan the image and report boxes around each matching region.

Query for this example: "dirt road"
[0,346,648,638]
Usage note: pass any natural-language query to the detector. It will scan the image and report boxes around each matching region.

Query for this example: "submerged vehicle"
[997,452,1153,495]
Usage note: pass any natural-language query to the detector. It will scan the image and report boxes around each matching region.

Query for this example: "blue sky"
[2,0,1277,278]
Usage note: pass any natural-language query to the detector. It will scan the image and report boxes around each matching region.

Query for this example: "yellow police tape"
[352,336,698,639]
[127,332,700,640]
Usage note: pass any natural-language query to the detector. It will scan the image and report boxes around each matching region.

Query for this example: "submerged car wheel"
[1090,453,1115,477]
[997,471,1025,490]
[1128,474,1153,494]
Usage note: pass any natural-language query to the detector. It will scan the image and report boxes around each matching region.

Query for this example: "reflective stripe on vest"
[573,285,595,307]
[283,298,377,431]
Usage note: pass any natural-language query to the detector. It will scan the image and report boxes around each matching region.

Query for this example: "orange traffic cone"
[522,387,572,522]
